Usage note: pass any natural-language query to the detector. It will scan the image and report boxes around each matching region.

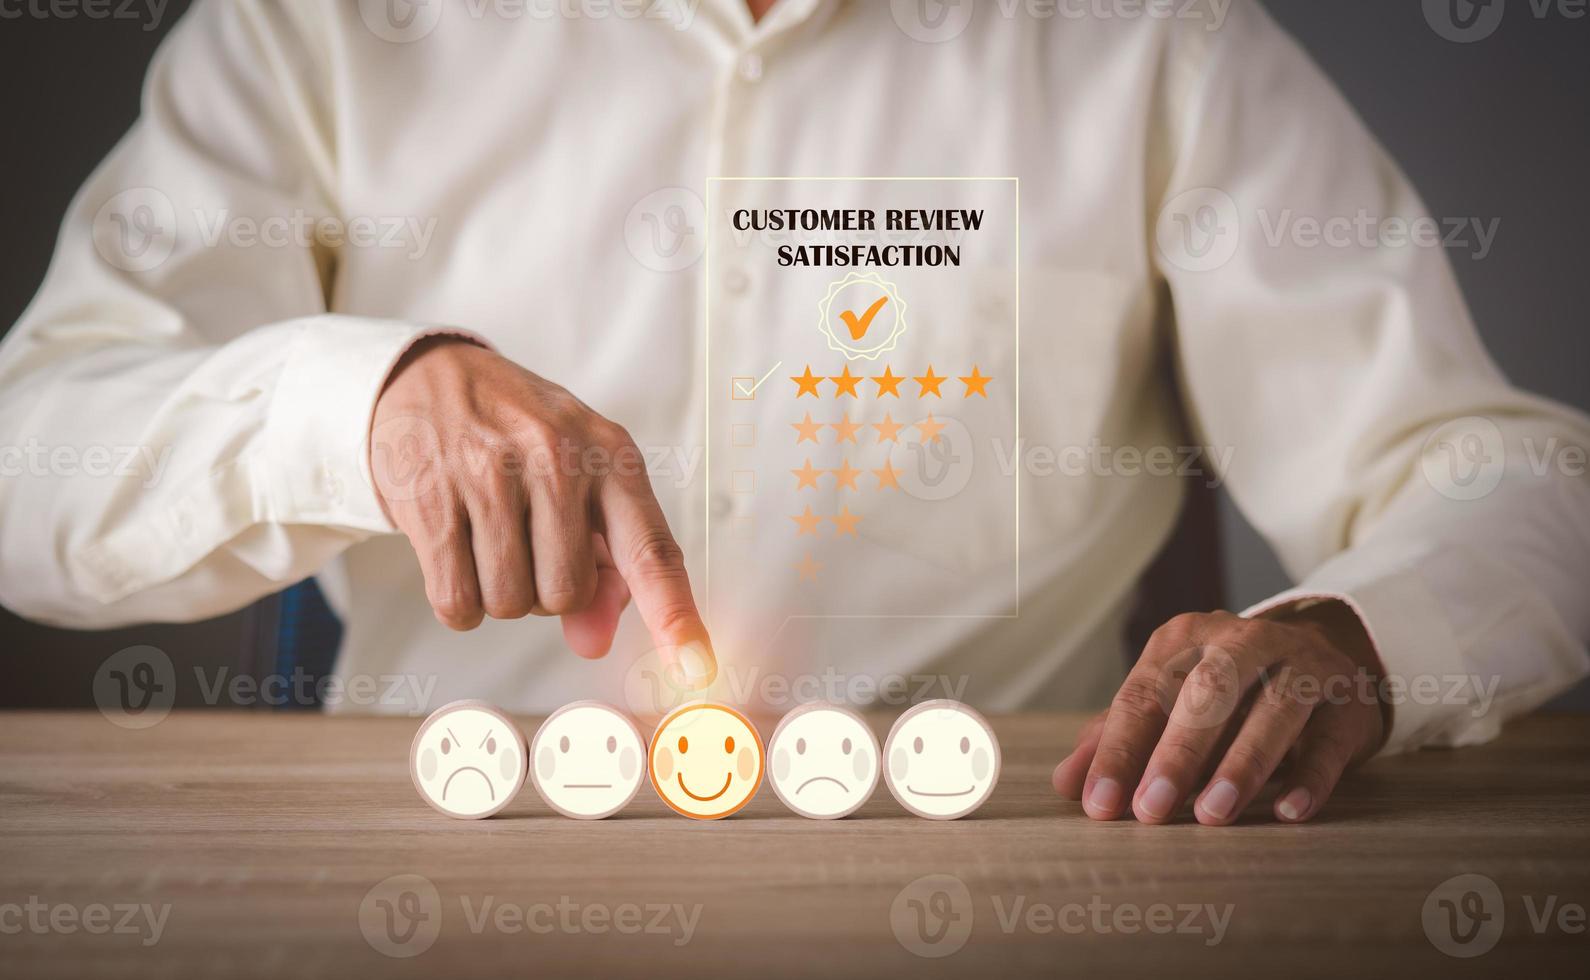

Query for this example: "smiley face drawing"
[649,702,764,819]
[767,704,880,820]
[410,700,528,819]
[530,701,647,819]
[883,700,1000,820]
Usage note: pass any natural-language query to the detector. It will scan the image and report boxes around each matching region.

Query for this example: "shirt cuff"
[266,315,490,532]
[1241,550,1473,757]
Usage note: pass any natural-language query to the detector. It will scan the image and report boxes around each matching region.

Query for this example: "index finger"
[597,474,716,690]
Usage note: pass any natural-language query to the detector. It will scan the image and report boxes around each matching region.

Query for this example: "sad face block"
[410,700,528,819]
[649,703,764,819]
[883,700,1001,820]
[767,704,880,819]
[530,701,647,819]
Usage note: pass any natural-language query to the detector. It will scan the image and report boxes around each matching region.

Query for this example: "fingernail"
[675,642,716,689]
[1085,777,1122,816]
[1277,787,1312,822]
[1138,776,1178,821]
[1200,779,1239,821]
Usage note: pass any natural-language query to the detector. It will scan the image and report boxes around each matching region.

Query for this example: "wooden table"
[1,711,1586,978]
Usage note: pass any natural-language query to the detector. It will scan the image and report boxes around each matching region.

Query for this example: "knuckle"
[627,528,686,576]
[535,571,594,615]
[1154,737,1207,777]
[1091,741,1147,777]
[430,590,483,630]
[1112,676,1169,725]
[1221,742,1276,786]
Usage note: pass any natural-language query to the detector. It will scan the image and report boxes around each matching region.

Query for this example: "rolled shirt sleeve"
[1154,2,1590,753]
[0,0,459,626]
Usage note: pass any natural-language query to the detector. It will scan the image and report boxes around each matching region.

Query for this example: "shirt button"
[710,493,733,518]
[723,268,750,295]
[738,53,763,82]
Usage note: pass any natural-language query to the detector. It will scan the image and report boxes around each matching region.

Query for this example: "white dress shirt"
[1,0,1586,753]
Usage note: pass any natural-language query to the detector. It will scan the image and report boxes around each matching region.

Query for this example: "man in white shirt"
[1,0,1586,826]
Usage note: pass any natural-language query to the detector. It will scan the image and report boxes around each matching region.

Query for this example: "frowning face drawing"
[649,703,764,819]
[768,704,880,819]
[883,700,1000,820]
[410,700,527,819]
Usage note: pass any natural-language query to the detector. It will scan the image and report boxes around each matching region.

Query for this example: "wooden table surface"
[0,711,1586,978]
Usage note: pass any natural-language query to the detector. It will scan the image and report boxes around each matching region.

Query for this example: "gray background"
[0,0,1584,706]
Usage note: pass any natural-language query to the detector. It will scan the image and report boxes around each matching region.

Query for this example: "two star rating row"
[791,364,992,399]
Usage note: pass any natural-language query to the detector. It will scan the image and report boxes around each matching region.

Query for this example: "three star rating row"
[791,364,991,399]
[792,458,906,491]
[790,412,946,445]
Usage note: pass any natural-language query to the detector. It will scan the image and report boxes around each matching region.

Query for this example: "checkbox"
[730,470,756,494]
[731,377,757,400]
[731,424,756,447]
[730,516,755,540]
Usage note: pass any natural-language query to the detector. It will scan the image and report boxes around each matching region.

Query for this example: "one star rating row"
[790,364,992,399]
[792,458,904,491]
[790,411,946,445]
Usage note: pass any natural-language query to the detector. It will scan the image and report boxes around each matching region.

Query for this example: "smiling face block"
[410,700,528,819]
[767,704,880,819]
[648,703,764,819]
[530,701,647,819]
[883,700,1000,820]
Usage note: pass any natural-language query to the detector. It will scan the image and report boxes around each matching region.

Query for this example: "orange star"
[832,459,862,491]
[872,365,905,398]
[830,416,862,443]
[791,412,823,444]
[872,413,904,443]
[791,366,824,398]
[794,552,822,582]
[830,506,862,537]
[914,365,946,398]
[915,414,947,443]
[873,462,901,490]
[830,365,862,398]
[792,458,823,490]
[791,505,823,536]
[959,365,992,398]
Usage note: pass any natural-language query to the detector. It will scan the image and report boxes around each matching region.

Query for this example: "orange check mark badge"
[839,295,889,342]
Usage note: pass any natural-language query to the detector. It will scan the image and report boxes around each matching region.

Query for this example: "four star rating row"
[791,364,991,399]
[791,411,946,445]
